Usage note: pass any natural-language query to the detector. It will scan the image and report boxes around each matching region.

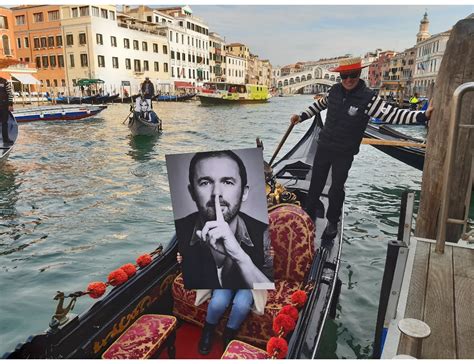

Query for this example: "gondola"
[49,95,98,105]
[3,110,343,359]
[153,93,196,102]
[127,110,163,136]
[0,112,18,164]
[13,104,107,122]
[364,124,425,171]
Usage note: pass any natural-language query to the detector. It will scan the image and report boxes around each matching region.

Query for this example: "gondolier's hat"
[329,57,370,72]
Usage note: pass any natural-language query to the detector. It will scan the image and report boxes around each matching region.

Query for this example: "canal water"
[0,96,426,358]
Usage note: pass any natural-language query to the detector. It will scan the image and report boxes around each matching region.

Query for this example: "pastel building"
[209,32,226,82]
[225,53,246,84]
[59,4,170,95]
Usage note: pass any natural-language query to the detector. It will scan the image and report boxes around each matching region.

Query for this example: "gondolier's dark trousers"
[305,145,354,223]
[0,106,10,142]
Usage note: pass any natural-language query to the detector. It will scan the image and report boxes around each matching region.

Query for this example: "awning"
[174,81,194,89]
[77,78,104,86]
[11,73,41,84]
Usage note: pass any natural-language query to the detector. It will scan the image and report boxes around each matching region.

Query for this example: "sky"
[189,5,472,66]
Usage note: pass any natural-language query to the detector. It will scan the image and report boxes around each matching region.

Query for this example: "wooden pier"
[401,238,474,358]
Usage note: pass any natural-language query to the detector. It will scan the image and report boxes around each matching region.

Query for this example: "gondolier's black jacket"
[300,80,428,155]
[175,211,270,289]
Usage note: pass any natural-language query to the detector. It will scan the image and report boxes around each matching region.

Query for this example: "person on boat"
[409,92,420,110]
[140,77,155,109]
[175,150,274,290]
[177,252,270,354]
[290,57,434,239]
[0,76,14,144]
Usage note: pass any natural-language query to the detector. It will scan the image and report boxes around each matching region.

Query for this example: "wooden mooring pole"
[415,17,474,243]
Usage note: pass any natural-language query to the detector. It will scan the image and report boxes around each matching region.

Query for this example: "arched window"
[295,76,300,83]
[301,75,306,81]
[277,81,282,87]
[330,75,335,81]
[324,74,329,79]
[2,35,11,56]
[289,78,294,85]
[283,79,288,86]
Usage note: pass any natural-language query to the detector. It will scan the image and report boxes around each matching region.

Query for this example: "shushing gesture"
[196,195,244,265]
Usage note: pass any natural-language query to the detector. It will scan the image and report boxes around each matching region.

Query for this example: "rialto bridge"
[275,67,339,94]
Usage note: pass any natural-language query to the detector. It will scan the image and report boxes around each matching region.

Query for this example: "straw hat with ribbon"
[329,57,370,73]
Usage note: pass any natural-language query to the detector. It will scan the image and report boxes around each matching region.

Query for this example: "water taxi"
[197,82,270,104]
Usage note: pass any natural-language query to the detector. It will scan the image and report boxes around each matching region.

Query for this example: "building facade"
[225,53,245,84]
[209,31,225,82]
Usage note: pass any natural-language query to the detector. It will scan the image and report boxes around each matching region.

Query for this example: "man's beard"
[199,198,242,222]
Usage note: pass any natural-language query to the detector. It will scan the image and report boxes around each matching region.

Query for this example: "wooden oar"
[269,123,295,166]
[362,138,426,148]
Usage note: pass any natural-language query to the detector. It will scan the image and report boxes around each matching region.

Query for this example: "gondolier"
[290,57,434,238]
[141,77,155,109]
[0,76,14,144]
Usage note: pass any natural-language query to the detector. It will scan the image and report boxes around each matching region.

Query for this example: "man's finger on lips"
[214,194,224,222]
[201,221,218,241]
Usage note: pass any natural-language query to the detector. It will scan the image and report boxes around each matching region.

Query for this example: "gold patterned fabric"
[102,314,177,359]
[172,204,316,348]
[221,340,269,359]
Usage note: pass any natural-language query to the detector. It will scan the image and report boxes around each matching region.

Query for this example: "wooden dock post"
[415,17,474,242]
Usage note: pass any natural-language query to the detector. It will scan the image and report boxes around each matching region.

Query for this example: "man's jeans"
[206,289,253,330]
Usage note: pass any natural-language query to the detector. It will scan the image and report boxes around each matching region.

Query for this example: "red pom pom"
[291,290,307,308]
[273,314,296,335]
[266,337,288,359]
[87,281,107,299]
[280,305,299,321]
[136,254,152,268]
[120,263,137,278]
[108,269,128,286]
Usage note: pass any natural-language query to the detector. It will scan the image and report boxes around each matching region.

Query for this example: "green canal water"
[0,96,428,358]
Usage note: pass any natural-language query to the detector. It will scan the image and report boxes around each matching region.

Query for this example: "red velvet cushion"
[221,340,269,359]
[102,314,177,359]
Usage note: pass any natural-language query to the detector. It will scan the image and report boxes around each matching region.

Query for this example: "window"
[79,33,86,45]
[49,55,56,67]
[112,57,118,68]
[169,31,173,41]
[15,15,25,26]
[69,54,75,67]
[133,40,139,50]
[143,60,149,71]
[109,11,115,20]
[98,55,105,67]
[48,10,59,21]
[40,37,47,48]
[33,37,40,48]
[96,33,103,45]
[35,56,41,68]
[171,67,174,77]
[163,45,168,54]
[46,80,51,87]
[153,43,158,53]
[125,58,131,69]
[110,36,117,47]
[134,59,141,72]
[124,38,129,48]
[92,6,99,17]
[56,35,62,47]
[177,52,180,61]
[17,38,21,49]
[80,53,88,67]
[79,6,89,17]
[25,57,29,63]
[48,36,54,47]
[33,12,44,23]
[142,41,147,51]
[164,63,168,72]
[182,53,185,61]
[24,37,29,48]
[42,56,49,68]
[53,79,58,87]
[71,7,78,17]
[101,9,108,19]
[171,50,175,60]
[66,34,73,46]
[62,79,66,87]
[58,55,64,67]
[154,61,159,72]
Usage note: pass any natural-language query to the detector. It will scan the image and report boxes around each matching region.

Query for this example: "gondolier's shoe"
[322,221,338,240]
[198,322,216,355]
[222,326,237,350]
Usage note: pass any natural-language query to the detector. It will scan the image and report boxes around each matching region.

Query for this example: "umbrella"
[77,79,105,86]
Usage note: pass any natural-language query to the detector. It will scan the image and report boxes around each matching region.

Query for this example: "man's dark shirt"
[175,211,273,289]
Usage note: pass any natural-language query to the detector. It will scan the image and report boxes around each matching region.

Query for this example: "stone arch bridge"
[276,67,339,94]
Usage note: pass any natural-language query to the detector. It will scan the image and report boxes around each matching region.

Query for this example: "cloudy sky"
[190,5,472,66]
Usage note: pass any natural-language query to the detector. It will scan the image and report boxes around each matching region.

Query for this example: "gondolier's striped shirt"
[300,93,427,124]
[0,77,14,107]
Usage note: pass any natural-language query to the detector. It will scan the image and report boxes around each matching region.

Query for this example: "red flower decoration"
[273,313,296,335]
[291,290,307,308]
[136,254,152,268]
[108,268,128,286]
[280,304,299,321]
[120,263,137,278]
[87,281,107,299]
[266,337,288,359]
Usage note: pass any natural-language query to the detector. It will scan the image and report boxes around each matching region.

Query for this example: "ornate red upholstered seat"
[102,314,177,359]
[221,340,270,359]
[172,203,315,348]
